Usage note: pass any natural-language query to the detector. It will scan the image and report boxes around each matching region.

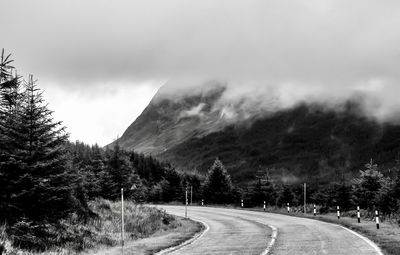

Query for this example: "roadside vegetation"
[0,199,200,254]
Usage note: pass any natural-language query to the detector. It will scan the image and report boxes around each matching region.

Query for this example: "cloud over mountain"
[3,0,400,143]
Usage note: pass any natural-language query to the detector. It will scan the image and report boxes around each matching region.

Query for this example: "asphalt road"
[155,205,382,255]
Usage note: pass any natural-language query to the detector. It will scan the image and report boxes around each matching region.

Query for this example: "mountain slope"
[116,84,400,184]
[116,83,228,155]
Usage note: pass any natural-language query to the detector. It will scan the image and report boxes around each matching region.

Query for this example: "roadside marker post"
[121,188,124,255]
[287,203,290,213]
[263,201,266,211]
[375,210,380,229]
[303,183,306,214]
[313,204,316,216]
[337,206,340,220]
[241,199,244,208]
[357,206,361,223]
[185,187,188,219]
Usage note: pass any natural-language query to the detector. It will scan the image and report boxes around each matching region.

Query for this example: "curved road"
[155,205,382,255]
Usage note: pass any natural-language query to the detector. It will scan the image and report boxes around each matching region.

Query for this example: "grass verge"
[0,199,202,255]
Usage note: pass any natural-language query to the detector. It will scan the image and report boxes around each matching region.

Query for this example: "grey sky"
[2,0,400,145]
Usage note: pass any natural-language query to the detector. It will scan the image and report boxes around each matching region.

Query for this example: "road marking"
[340,226,383,255]
[260,224,278,255]
[227,215,278,255]
[303,215,383,255]
[156,218,210,255]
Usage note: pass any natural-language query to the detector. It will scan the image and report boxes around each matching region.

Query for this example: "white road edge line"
[259,223,278,255]
[340,226,383,255]
[304,216,384,255]
[232,215,278,255]
[156,218,210,255]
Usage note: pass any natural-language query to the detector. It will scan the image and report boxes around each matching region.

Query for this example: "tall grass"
[88,199,179,241]
[0,199,180,254]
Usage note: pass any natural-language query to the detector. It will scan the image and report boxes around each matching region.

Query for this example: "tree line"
[70,138,400,220]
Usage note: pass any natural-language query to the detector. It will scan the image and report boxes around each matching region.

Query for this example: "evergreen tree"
[161,166,183,202]
[352,159,384,211]
[278,185,294,206]
[0,50,24,220]
[102,142,142,200]
[202,158,233,204]
[376,178,398,216]
[2,75,78,222]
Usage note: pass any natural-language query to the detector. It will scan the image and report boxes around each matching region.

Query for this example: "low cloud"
[3,0,400,143]
[179,103,206,119]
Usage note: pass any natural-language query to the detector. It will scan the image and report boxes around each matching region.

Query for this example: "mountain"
[115,82,400,184]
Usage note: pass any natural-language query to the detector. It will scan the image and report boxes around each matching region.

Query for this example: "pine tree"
[0,49,23,220]
[2,75,78,222]
[202,158,233,204]
[0,49,19,153]
[352,159,384,211]
[102,142,142,200]
[280,185,294,205]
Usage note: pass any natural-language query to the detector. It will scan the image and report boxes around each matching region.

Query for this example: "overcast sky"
[2,0,400,145]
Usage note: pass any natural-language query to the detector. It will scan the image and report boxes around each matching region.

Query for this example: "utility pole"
[303,183,306,214]
[190,186,193,205]
[185,186,188,218]
[121,188,124,255]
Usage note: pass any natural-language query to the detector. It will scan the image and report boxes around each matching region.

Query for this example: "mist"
[3,0,400,143]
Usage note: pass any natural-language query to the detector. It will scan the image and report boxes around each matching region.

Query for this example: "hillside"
[116,82,228,155]
[116,83,400,184]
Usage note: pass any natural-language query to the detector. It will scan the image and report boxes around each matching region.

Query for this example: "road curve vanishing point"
[156,205,383,255]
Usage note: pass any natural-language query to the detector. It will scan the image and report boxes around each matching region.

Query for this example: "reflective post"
[375,210,380,229]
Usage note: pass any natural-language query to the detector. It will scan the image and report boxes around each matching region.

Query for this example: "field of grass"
[0,199,202,255]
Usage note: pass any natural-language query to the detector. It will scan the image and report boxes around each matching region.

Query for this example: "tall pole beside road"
[185,186,188,218]
[304,183,306,214]
[121,188,124,255]
[191,186,193,205]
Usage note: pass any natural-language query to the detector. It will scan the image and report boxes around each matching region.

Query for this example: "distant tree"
[161,166,183,202]
[102,142,141,200]
[376,177,398,216]
[202,158,233,204]
[352,159,384,212]
[182,170,204,203]
[332,182,353,211]
[278,185,294,206]
[247,170,276,207]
